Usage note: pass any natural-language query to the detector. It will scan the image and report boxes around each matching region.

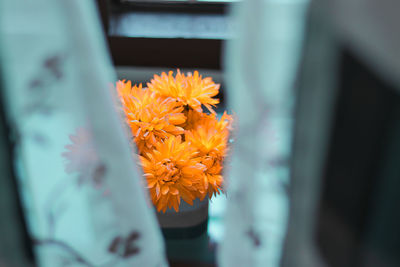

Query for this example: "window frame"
[97,0,230,69]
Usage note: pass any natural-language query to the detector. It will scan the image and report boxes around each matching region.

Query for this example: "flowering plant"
[116,70,232,213]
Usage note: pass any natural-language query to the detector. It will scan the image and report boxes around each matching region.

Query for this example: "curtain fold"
[218,0,309,266]
[0,0,167,266]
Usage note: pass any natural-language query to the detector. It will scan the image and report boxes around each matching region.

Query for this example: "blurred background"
[1,0,400,267]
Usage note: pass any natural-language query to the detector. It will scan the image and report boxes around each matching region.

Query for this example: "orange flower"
[116,79,134,101]
[116,80,186,153]
[147,70,219,114]
[116,72,233,212]
[140,136,206,212]
[185,112,232,199]
[186,116,229,159]
[184,109,206,130]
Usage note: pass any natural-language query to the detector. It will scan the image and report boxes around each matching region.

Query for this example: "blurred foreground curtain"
[218,0,310,266]
[282,1,400,267]
[0,0,167,266]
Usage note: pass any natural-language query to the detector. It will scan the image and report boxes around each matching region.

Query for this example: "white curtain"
[0,0,167,266]
[218,0,309,266]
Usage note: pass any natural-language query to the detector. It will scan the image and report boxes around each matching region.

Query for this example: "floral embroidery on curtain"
[0,0,167,266]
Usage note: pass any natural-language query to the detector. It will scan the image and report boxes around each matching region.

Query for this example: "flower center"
[161,160,180,184]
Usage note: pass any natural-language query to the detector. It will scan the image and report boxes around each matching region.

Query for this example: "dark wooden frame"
[108,37,222,69]
[97,0,228,69]
[111,0,228,14]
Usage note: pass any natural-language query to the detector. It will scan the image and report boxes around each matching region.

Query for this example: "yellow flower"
[140,136,206,212]
[116,80,186,153]
[147,70,220,114]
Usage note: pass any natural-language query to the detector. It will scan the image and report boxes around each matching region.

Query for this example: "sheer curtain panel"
[0,0,167,266]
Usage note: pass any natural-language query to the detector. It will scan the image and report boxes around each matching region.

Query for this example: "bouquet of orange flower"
[116,70,232,213]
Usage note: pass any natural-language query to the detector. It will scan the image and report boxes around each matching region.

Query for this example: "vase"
[156,198,209,239]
